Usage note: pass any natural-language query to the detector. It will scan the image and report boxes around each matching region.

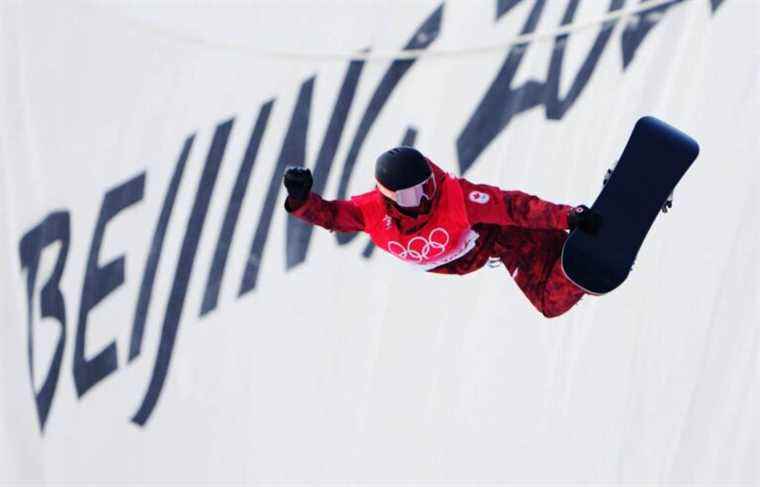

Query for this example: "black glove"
[283,166,313,201]
[568,205,602,235]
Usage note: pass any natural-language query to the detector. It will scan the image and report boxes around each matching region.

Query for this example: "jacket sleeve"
[284,193,365,233]
[458,178,573,230]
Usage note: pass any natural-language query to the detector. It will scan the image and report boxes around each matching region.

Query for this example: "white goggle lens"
[395,184,426,207]
[377,176,435,208]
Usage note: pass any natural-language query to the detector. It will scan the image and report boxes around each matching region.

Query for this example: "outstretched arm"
[458,178,573,230]
[283,167,365,233]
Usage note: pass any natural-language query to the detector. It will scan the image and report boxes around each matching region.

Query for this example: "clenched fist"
[283,166,313,201]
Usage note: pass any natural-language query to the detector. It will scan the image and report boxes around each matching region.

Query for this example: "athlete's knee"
[538,288,585,318]
[539,303,571,319]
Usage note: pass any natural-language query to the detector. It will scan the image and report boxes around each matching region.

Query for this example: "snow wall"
[1,0,759,484]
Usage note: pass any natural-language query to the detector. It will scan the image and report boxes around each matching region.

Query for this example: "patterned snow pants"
[493,227,585,318]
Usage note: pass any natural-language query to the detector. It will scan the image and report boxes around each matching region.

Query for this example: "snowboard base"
[561,116,699,295]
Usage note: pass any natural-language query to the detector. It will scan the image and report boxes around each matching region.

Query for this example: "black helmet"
[375,146,431,191]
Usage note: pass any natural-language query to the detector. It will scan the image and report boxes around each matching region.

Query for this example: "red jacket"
[286,162,573,275]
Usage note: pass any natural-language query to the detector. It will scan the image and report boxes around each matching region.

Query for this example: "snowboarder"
[283,146,600,318]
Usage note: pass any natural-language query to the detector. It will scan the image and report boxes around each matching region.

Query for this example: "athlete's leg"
[496,227,585,318]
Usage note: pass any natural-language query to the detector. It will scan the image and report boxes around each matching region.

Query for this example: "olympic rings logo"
[387,227,450,263]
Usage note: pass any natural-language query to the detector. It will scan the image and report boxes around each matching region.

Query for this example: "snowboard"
[561,116,700,295]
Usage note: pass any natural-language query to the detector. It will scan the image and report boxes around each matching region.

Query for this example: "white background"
[1,0,759,484]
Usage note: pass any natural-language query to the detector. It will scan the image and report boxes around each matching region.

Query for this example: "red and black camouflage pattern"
[286,162,585,317]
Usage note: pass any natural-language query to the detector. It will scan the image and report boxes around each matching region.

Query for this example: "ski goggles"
[376,175,436,208]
